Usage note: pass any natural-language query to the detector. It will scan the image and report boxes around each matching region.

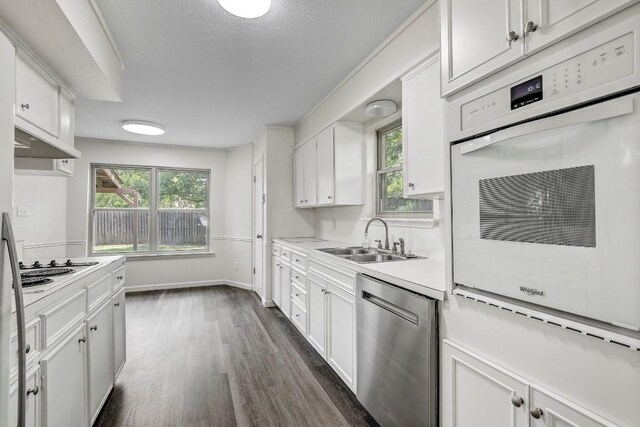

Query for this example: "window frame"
[375,120,432,218]
[89,164,211,256]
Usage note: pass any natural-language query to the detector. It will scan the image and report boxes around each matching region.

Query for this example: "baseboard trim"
[262,299,276,308]
[125,280,253,293]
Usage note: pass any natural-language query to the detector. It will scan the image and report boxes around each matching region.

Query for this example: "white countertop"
[12,256,124,314]
[273,239,446,300]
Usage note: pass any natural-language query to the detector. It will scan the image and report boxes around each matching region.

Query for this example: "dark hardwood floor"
[94,285,377,427]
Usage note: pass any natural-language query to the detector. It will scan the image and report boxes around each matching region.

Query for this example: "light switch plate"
[16,206,29,217]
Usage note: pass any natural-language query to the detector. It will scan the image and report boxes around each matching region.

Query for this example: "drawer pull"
[78,337,86,343]
[25,344,31,354]
[295,275,300,280]
[114,302,121,307]
[511,395,524,408]
[295,314,300,318]
[530,408,543,419]
[295,258,300,262]
[295,293,300,297]
[117,275,124,280]
[90,325,98,331]
[20,103,30,110]
[26,386,39,396]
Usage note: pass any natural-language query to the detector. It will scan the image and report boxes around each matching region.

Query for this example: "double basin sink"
[317,247,423,264]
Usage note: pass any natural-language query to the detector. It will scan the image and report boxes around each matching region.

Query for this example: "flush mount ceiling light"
[365,100,397,118]
[218,0,271,18]
[122,120,165,136]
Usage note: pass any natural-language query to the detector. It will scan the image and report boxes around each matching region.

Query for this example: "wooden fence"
[94,210,207,246]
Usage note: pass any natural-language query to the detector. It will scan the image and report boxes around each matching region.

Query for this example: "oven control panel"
[462,33,635,131]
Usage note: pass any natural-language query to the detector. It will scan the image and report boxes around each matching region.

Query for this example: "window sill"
[100,251,216,261]
[360,217,439,229]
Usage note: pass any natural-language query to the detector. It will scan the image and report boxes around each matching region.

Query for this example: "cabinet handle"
[299,200,304,203]
[78,337,86,343]
[20,103,29,110]
[295,258,300,262]
[510,395,524,408]
[295,314,300,318]
[114,302,121,307]
[295,293,300,297]
[529,408,544,419]
[295,275,300,279]
[327,195,332,199]
[25,344,30,354]
[408,182,415,189]
[26,386,39,396]
[506,31,520,42]
[304,200,308,203]
[524,21,538,34]
[90,325,98,331]
[61,159,69,165]
[117,275,124,280]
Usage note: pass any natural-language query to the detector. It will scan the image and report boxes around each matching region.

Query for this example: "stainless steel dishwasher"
[356,274,438,427]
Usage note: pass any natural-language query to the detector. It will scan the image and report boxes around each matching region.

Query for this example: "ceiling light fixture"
[365,100,397,118]
[122,120,165,136]
[218,0,271,18]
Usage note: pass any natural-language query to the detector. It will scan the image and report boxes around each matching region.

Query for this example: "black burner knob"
[32,261,42,269]
[19,261,25,269]
[49,260,57,267]
[65,259,73,266]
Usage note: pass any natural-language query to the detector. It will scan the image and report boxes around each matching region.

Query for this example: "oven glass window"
[479,165,596,247]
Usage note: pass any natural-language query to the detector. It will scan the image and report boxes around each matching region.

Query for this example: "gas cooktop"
[18,259,101,292]
[19,259,100,270]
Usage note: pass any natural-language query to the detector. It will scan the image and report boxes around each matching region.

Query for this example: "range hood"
[14,120,80,159]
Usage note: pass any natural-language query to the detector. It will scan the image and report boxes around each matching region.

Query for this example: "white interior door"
[253,158,265,299]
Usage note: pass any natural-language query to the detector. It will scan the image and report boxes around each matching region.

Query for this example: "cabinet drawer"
[291,266,307,288]
[272,245,281,257]
[88,274,112,313]
[290,250,308,270]
[41,289,87,349]
[291,281,307,310]
[280,247,292,261]
[291,300,306,334]
[9,319,40,384]
[112,265,126,291]
[309,258,356,295]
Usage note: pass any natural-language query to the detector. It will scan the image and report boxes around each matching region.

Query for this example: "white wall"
[67,137,253,291]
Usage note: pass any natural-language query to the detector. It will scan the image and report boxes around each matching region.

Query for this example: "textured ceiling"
[75,0,425,147]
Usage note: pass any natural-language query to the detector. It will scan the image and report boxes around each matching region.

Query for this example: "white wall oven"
[449,6,640,331]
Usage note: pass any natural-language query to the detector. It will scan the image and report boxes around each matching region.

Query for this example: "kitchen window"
[90,165,210,255]
[376,122,432,216]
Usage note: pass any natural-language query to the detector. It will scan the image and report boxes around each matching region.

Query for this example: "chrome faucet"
[364,217,389,250]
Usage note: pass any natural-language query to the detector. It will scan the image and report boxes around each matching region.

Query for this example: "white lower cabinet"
[87,301,114,425]
[112,289,126,379]
[327,285,356,391]
[9,366,40,427]
[280,263,291,317]
[40,324,88,427]
[271,256,281,307]
[307,274,327,357]
[443,340,619,427]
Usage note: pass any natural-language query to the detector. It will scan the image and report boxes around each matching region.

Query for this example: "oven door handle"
[460,97,634,155]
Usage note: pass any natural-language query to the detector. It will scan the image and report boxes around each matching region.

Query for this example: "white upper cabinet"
[440,0,523,96]
[524,0,638,53]
[294,122,364,208]
[16,55,59,137]
[402,56,444,199]
[316,127,335,206]
[440,0,637,95]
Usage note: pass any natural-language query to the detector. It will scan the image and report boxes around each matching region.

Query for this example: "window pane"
[382,126,403,169]
[379,171,432,213]
[158,211,208,252]
[94,167,150,208]
[159,170,208,209]
[93,210,150,253]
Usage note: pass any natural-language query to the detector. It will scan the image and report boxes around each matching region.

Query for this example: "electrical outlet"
[16,206,29,217]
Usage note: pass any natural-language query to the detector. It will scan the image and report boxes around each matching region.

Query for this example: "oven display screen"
[510,75,543,110]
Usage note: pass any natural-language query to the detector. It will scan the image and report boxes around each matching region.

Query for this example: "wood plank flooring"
[94,285,377,427]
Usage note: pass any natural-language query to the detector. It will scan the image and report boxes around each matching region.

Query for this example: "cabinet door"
[280,264,291,317]
[307,275,327,357]
[441,0,524,96]
[41,325,88,427]
[9,367,40,427]
[272,257,281,307]
[294,147,305,208]
[112,289,126,379]
[316,127,335,206]
[524,0,637,54]
[16,55,59,136]
[302,140,317,206]
[58,91,75,147]
[442,340,528,427]
[87,301,114,425]
[327,285,356,391]
[403,57,444,198]
[529,385,618,427]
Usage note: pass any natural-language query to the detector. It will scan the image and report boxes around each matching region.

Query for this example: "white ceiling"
[75,0,425,148]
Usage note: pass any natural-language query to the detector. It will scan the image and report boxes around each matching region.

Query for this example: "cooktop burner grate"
[21,268,74,278]
[21,277,54,288]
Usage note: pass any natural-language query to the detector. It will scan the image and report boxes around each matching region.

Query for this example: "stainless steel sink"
[318,247,371,256]
[344,253,407,264]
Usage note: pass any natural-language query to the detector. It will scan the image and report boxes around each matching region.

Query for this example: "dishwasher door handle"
[362,291,419,325]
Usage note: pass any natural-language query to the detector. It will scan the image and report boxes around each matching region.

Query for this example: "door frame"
[252,156,265,299]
